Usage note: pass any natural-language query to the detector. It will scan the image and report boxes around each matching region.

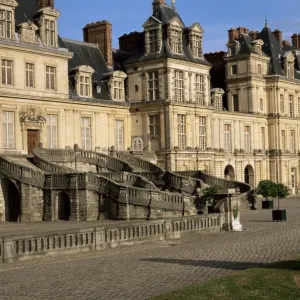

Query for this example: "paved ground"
[0,197,300,300]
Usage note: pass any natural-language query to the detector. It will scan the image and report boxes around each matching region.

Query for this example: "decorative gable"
[168,17,184,29]
[37,7,60,18]
[0,0,18,8]
[143,16,162,29]
[189,23,203,34]
[17,21,38,44]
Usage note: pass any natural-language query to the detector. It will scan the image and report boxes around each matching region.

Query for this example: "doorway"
[58,192,71,221]
[27,130,39,155]
[244,165,254,187]
[224,165,235,181]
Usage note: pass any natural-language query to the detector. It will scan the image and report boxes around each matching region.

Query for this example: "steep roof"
[15,0,40,26]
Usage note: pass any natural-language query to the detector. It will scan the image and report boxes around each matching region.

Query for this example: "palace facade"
[0,0,300,192]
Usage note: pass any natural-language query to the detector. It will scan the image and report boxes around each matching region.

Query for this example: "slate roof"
[15,0,40,26]
[118,3,210,66]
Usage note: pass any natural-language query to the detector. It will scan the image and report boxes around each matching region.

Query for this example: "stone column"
[142,72,149,101]
[188,72,193,103]
[108,113,114,148]
[206,115,212,149]
[160,109,166,150]
[159,69,165,100]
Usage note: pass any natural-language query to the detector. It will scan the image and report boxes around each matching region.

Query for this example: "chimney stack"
[249,30,259,41]
[83,20,113,69]
[38,0,54,8]
[282,40,291,47]
[273,29,282,46]
[228,28,239,41]
[291,34,300,49]
[152,0,165,13]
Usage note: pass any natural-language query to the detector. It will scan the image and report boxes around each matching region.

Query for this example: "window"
[199,116,206,150]
[148,72,159,101]
[244,126,251,153]
[113,81,124,101]
[290,131,295,153]
[2,111,14,149]
[132,137,143,151]
[115,120,124,151]
[174,70,184,103]
[149,115,160,135]
[79,75,91,97]
[280,94,284,114]
[281,130,285,152]
[287,62,294,79]
[170,29,181,54]
[2,60,13,85]
[195,74,204,105]
[191,35,202,57]
[149,30,158,53]
[261,127,265,151]
[260,98,263,111]
[233,94,238,112]
[289,95,294,117]
[81,117,91,150]
[47,115,57,148]
[224,124,231,153]
[25,63,35,88]
[231,65,237,75]
[46,66,55,90]
[45,19,55,47]
[215,96,222,110]
[258,64,262,75]
[0,10,12,39]
[177,114,186,150]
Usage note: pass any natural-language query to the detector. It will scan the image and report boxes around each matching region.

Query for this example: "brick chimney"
[228,28,239,41]
[38,0,54,8]
[282,40,291,47]
[249,30,259,41]
[153,0,165,13]
[291,34,299,49]
[273,29,282,46]
[83,20,113,69]
[119,32,142,52]
[237,27,249,35]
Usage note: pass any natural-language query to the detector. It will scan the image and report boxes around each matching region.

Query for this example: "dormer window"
[226,40,240,57]
[73,65,95,98]
[251,39,264,55]
[0,10,12,39]
[45,19,55,47]
[284,52,295,79]
[79,76,91,97]
[108,70,127,101]
[149,29,158,53]
[143,16,162,55]
[188,23,203,58]
[170,29,182,54]
[211,88,225,111]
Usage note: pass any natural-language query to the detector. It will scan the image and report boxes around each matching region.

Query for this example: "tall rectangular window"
[195,74,204,105]
[261,127,265,151]
[174,70,184,103]
[281,130,285,152]
[79,75,91,97]
[47,115,57,149]
[81,117,91,150]
[177,114,186,150]
[149,30,158,53]
[244,126,251,153]
[149,115,160,135]
[199,116,206,150]
[45,19,55,47]
[25,63,34,88]
[231,65,237,75]
[289,95,294,117]
[280,94,284,114]
[171,29,181,54]
[233,94,238,112]
[148,72,159,101]
[113,81,124,100]
[215,96,222,110]
[46,66,56,90]
[2,111,14,149]
[2,59,13,85]
[224,124,231,153]
[115,120,124,151]
[290,130,295,154]
[191,35,202,57]
[0,10,12,39]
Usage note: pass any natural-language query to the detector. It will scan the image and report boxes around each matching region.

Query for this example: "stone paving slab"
[0,198,300,300]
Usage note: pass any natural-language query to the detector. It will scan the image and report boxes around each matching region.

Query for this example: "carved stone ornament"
[18,21,39,44]
[0,0,18,8]
[19,106,46,125]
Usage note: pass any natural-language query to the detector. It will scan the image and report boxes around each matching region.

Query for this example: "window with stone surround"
[115,120,124,151]
[244,126,251,153]
[26,63,35,88]
[79,75,91,97]
[170,29,182,54]
[233,94,238,112]
[149,29,158,53]
[190,34,202,57]
[289,95,294,117]
[2,111,14,149]
[177,114,186,150]
[47,115,57,148]
[199,116,206,150]
[0,10,12,39]
[195,74,204,105]
[261,127,265,151]
[287,62,294,79]
[290,130,295,153]
[280,94,284,113]
[281,130,285,152]
[149,115,160,135]
[148,71,159,101]
[2,59,13,85]
[113,81,124,101]
[132,137,143,151]
[81,117,91,150]
[174,70,184,103]
[45,19,56,47]
[215,96,222,110]
[224,124,231,153]
[46,66,56,90]
[231,65,237,75]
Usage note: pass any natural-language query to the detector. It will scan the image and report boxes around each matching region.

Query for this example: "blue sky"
[56,0,300,53]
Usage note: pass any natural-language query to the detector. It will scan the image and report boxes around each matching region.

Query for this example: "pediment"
[38,7,60,17]
[75,65,95,74]
[18,21,38,44]
[143,16,162,28]
[17,21,38,31]
[0,0,18,8]
[284,51,295,62]
[168,17,184,28]
[112,70,127,79]
[189,22,203,34]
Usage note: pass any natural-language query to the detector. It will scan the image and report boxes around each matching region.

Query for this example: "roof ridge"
[61,37,98,48]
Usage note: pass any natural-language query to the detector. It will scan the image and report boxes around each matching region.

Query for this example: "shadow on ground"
[140,258,300,271]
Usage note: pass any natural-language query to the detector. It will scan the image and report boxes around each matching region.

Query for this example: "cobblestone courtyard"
[0,198,300,300]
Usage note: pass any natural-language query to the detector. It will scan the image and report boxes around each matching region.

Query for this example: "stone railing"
[0,214,222,263]
[115,151,164,172]
[0,156,45,188]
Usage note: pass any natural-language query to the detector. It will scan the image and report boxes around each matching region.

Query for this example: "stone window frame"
[214,96,222,110]
[199,116,206,151]
[108,71,127,101]
[224,124,232,153]
[143,17,163,56]
[73,65,95,98]
[280,94,284,114]
[261,127,265,151]
[148,114,160,135]
[2,110,15,149]
[289,95,294,117]
[174,70,184,103]
[281,130,286,152]
[226,40,240,57]
[233,94,239,112]
[244,126,251,153]
[45,65,56,90]
[168,18,184,55]
[231,64,237,75]
[132,137,143,151]
[290,130,296,154]
[188,23,203,58]
[115,119,124,151]
[148,71,159,101]
[177,114,186,150]
[195,74,205,105]
[283,52,295,80]
[25,62,35,88]
[46,114,58,149]
[0,0,17,40]
[81,116,92,150]
[1,58,13,86]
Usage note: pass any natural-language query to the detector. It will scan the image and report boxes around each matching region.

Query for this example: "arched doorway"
[1,178,21,222]
[244,165,254,187]
[224,165,235,181]
[58,192,70,221]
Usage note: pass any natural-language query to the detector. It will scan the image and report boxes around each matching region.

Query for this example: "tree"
[201,185,220,206]
[272,183,290,210]
[256,180,276,201]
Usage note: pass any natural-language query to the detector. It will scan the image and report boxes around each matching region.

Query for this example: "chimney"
[119,32,141,52]
[291,34,299,49]
[83,20,113,69]
[228,28,239,41]
[152,0,165,13]
[249,30,259,41]
[38,0,54,8]
[273,29,282,46]
[282,40,291,47]
[237,27,249,35]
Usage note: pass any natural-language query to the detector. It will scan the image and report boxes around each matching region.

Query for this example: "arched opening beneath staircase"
[58,192,71,221]
[1,178,21,222]
[224,165,235,181]
[244,165,254,187]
